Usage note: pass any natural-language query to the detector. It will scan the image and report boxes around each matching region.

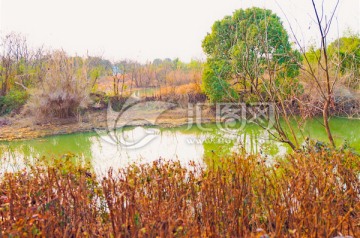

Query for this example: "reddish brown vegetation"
[0,151,359,237]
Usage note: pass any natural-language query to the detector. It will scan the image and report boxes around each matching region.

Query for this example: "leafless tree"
[0,33,29,95]
[282,0,340,148]
[27,50,91,119]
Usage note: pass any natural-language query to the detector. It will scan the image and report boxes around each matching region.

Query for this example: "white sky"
[0,0,359,63]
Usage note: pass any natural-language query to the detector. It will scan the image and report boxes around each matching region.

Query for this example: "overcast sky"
[0,0,359,62]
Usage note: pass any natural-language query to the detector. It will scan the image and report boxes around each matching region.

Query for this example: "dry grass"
[0,151,359,237]
[148,83,206,107]
[158,83,202,96]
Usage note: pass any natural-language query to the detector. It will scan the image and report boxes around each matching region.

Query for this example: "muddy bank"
[0,107,215,141]
[1,96,359,141]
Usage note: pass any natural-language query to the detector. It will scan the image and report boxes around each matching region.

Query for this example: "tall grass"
[0,151,359,237]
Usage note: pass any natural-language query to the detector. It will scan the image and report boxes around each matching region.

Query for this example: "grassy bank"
[0,151,359,237]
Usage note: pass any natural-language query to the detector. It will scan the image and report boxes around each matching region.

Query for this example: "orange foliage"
[157,83,202,97]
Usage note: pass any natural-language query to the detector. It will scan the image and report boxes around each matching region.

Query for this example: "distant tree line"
[0,33,203,117]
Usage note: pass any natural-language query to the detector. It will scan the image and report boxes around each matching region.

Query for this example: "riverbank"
[2,104,360,142]
[0,107,215,141]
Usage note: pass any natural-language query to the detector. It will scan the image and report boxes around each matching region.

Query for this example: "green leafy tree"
[202,7,301,102]
[202,59,238,102]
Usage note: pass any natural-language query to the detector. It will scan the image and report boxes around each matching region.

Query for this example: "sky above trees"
[0,0,358,63]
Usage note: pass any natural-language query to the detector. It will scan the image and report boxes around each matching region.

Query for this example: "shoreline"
[0,108,215,141]
[1,106,359,142]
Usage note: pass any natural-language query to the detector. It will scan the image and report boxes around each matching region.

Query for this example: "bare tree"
[27,50,91,119]
[0,33,29,95]
[282,0,340,148]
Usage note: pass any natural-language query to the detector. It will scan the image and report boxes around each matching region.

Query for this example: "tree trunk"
[113,76,116,96]
[323,100,336,148]
[121,74,125,96]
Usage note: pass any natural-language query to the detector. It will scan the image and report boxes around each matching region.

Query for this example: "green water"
[0,117,359,175]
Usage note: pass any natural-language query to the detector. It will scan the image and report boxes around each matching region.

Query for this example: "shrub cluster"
[0,151,359,237]
[0,89,28,115]
[25,51,90,119]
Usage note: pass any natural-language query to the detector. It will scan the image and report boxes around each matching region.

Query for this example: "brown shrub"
[0,151,359,237]
[25,51,90,120]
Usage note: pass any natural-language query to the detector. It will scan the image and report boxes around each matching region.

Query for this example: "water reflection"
[0,133,93,172]
[1,118,359,176]
[90,129,206,176]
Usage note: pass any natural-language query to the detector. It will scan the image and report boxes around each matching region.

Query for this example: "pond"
[1,117,359,176]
